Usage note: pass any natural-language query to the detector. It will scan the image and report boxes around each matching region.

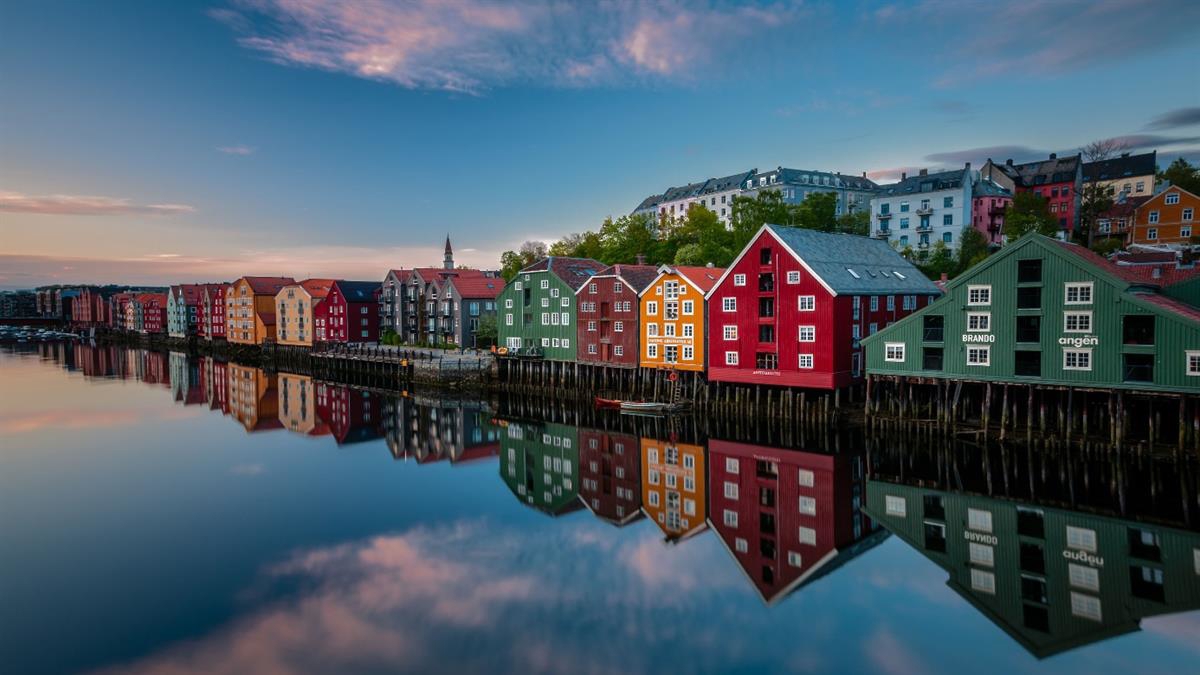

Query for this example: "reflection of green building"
[499,420,583,517]
[864,481,1200,659]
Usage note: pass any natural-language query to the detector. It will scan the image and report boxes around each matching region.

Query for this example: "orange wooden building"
[638,265,724,372]
[1131,185,1198,246]
[225,276,296,345]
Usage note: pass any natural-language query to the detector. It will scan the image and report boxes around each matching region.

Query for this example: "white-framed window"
[724,481,739,499]
[540,279,549,289]
[966,312,990,332]
[798,295,815,311]
[682,345,694,361]
[1064,311,1092,333]
[1165,192,1180,205]
[589,283,597,294]
[505,314,513,326]
[1188,351,1200,376]
[869,296,879,312]
[725,351,738,366]
[799,526,816,545]
[970,569,996,595]
[587,320,597,332]
[723,325,737,340]
[614,321,623,332]
[1148,227,1158,240]
[647,323,659,337]
[646,301,658,316]
[884,343,905,362]
[648,490,660,506]
[1063,349,1092,371]
[786,271,801,284]
[722,297,736,312]
[647,344,658,359]
[967,285,991,306]
[735,537,748,553]
[561,313,569,326]
[1069,563,1100,591]
[683,324,694,338]
[614,345,623,356]
[1067,525,1098,552]
[726,457,739,474]
[967,508,993,533]
[798,469,815,487]
[798,496,816,515]
[1065,282,1093,305]
[885,495,906,517]
[587,344,597,354]
[1184,208,1194,221]
[1070,592,1102,622]
[798,326,816,342]
[664,323,676,337]
[968,542,994,567]
[798,353,814,369]
[967,346,990,366]
[787,551,803,568]
[682,300,694,315]
[561,297,569,307]
[723,509,738,528]
[733,274,746,286]
[1148,210,1160,223]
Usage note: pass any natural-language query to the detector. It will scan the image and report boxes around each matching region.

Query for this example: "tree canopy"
[1004,192,1059,240]
[1161,157,1200,195]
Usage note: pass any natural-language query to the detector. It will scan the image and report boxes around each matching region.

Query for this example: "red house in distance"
[318,280,382,343]
[576,263,658,369]
[705,224,940,390]
[707,440,886,605]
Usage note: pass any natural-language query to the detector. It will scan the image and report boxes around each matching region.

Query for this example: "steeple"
[443,235,454,270]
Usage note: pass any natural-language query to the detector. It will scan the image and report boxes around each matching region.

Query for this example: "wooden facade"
[640,437,706,542]
[499,420,583,517]
[577,264,657,369]
[640,265,723,372]
[318,280,381,344]
[226,277,295,345]
[275,279,334,347]
[1131,185,1198,246]
[497,257,607,362]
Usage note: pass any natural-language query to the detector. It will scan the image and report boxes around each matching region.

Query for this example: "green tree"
[835,209,871,236]
[956,227,991,273]
[795,192,838,232]
[673,243,705,265]
[918,240,956,279]
[730,191,801,252]
[1091,237,1123,256]
[1160,157,1200,195]
[499,240,547,281]
[670,203,734,266]
[1077,138,1125,247]
[474,314,497,348]
[1004,192,1058,240]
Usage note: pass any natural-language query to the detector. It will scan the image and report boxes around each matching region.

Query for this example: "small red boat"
[594,396,623,410]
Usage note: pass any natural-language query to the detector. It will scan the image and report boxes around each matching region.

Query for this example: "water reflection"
[6,341,1200,673]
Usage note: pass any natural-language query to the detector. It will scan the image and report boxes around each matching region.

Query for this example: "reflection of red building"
[708,441,882,604]
[316,382,382,444]
[206,358,231,414]
[73,342,119,378]
[579,430,643,526]
[139,350,170,387]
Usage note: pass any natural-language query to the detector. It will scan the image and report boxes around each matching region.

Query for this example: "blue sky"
[2,0,1199,288]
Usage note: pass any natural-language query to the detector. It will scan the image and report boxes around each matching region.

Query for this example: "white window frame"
[786,270,801,284]
[1070,592,1102,622]
[647,344,658,359]
[733,274,746,286]
[725,351,738,366]
[1188,350,1200,376]
[884,342,905,362]
[1064,311,1092,333]
[798,469,815,487]
[723,325,737,341]
[723,481,739,499]
[723,509,738,528]
[1068,563,1100,591]
[967,508,993,533]
[1064,282,1093,305]
[968,542,994,567]
[970,569,996,595]
[967,285,991,306]
[966,312,990,332]
[1066,525,1098,552]
[646,301,658,316]
[722,297,736,312]
[798,325,816,342]
[682,300,694,316]
[798,496,817,515]
[1165,192,1180,205]
[798,526,816,545]
[885,495,906,517]
[798,295,815,311]
[1063,348,1092,371]
[726,457,739,474]
[966,346,990,367]
[798,353,814,369]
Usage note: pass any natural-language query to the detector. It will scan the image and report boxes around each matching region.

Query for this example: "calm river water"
[2,342,1199,675]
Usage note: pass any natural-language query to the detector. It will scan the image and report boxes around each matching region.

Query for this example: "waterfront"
[2,343,1199,675]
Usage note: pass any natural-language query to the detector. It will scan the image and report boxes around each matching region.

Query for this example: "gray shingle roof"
[877,168,968,196]
[1083,151,1156,182]
[520,257,608,290]
[973,178,1011,198]
[996,154,1081,187]
[749,167,879,192]
[765,224,942,295]
[335,280,381,301]
[594,264,660,293]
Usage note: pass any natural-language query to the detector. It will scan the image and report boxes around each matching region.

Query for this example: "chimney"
[940,273,948,282]
[901,172,907,180]
[1121,152,1130,158]
[635,253,646,265]
[1006,158,1013,166]
[965,162,971,171]
[919,168,928,176]
[862,171,867,178]
[1049,152,1057,160]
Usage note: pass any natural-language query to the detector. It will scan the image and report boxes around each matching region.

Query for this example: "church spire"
[443,235,454,270]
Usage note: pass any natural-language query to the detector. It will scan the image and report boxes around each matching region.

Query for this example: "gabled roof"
[749,224,942,296]
[447,276,503,298]
[1137,183,1200,210]
[673,265,725,294]
[876,168,968,196]
[972,178,1011,198]
[587,264,660,294]
[1132,292,1200,325]
[296,278,336,299]
[411,267,487,284]
[333,280,381,301]
[1083,151,1156,182]
[748,167,879,192]
[241,276,296,295]
[995,154,1081,187]
[520,257,607,290]
[1050,239,1156,286]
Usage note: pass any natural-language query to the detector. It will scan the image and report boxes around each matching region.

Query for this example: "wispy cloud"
[217,145,256,155]
[0,191,194,216]
[924,144,1047,166]
[864,626,930,675]
[1146,107,1200,131]
[1101,134,1200,151]
[214,1,805,93]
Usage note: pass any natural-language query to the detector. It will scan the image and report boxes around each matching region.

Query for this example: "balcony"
[873,229,890,238]
[916,222,933,233]
[917,241,930,250]
[916,206,934,216]
[877,211,893,220]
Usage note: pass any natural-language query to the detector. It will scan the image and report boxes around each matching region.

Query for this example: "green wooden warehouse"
[498,419,583,517]
[863,481,1200,659]
[497,257,607,362]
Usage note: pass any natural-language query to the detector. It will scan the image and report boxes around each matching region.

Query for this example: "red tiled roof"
[258,310,276,326]
[137,293,168,305]
[298,278,336,299]
[1051,241,1149,285]
[1120,264,1200,287]
[1135,293,1200,324]
[674,265,726,293]
[596,264,660,293]
[413,267,486,283]
[1113,251,1177,265]
[448,276,503,298]
[242,276,297,294]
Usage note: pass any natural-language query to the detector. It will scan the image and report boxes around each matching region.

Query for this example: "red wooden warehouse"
[705,224,940,390]
[579,429,644,526]
[576,264,658,369]
[707,440,885,604]
[317,280,382,343]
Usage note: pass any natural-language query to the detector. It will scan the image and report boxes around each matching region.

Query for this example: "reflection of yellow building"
[275,279,334,347]
[278,373,327,435]
[641,437,706,541]
[227,364,282,432]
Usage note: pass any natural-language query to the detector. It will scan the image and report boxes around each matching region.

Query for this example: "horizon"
[3,0,1200,289]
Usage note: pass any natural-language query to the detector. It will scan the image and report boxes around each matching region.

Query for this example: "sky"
[2,0,1199,289]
